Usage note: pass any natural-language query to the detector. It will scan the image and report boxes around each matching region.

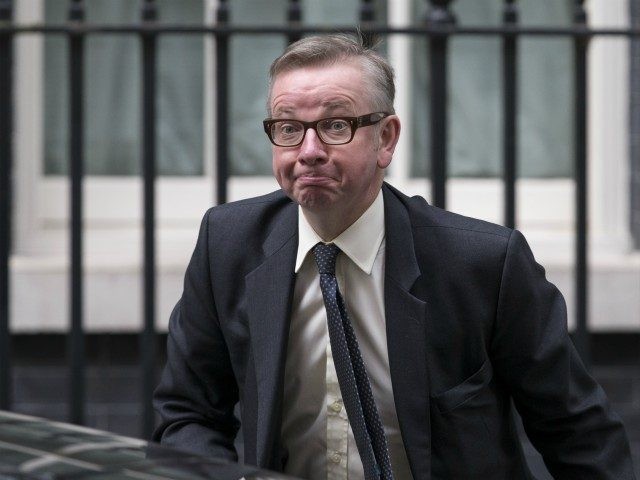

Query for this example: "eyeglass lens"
[271,118,352,146]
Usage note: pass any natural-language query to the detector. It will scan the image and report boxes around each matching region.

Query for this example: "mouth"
[296,173,334,186]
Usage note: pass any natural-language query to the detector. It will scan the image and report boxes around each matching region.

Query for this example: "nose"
[297,128,328,165]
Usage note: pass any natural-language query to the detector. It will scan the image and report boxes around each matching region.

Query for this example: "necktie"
[313,243,394,480]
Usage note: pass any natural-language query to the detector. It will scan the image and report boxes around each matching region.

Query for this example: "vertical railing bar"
[632,1,640,378]
[215,0,229,205]
[359,0,375,48]
[573,1,590,367]
[287,0,301,45]
[425,1,455,209]
[0,0,13,411]
[503,0,518,229]
[68,0,85,425]
[631,1,640,250]
[140,0,158,440]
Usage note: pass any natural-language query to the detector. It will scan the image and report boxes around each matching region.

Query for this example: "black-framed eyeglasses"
[263,112,391,147]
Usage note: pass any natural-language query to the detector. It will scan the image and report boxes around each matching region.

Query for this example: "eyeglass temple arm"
[357,112,389,127]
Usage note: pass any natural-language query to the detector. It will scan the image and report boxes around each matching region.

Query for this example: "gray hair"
[267,34,395,115]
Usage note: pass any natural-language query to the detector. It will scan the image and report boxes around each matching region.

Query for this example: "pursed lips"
[295,172,335,185]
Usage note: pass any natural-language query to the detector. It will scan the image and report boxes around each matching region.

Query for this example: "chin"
[294,190,335,210]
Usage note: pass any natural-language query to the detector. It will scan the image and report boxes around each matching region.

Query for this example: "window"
[10,0,636,331]
[45,0,205,176]
[14,0,630,252]
[411,0,574,179]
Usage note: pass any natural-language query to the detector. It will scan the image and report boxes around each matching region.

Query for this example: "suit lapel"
[245,202,298,467]
[383,186,432,478]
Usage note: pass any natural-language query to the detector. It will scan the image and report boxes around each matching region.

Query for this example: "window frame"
[12,0,632,264]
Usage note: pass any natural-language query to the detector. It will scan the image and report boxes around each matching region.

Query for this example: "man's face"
[269,61,398,220]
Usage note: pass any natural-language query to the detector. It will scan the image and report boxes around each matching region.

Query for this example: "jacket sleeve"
[490,229,636,479]
[152,210,240,461]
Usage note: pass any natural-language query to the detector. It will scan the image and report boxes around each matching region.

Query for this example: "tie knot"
[313,243,340,275]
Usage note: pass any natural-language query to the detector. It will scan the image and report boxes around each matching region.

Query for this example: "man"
[153,35,635,479]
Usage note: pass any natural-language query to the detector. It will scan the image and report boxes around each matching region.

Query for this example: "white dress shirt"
[281,190,412,480]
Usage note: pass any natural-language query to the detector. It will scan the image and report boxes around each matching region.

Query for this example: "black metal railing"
[140,0,158,441]
[0,0,13,415]
[0,0,638,440]
[67,0,85,428]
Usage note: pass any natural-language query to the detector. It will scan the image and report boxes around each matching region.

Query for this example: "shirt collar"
[295,189,385,274]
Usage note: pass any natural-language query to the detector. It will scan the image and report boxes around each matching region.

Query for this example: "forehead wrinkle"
[270,75,361,118]
[322,98,351,109]
[271,97,355,120]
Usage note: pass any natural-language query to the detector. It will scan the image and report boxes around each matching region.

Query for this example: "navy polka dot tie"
[313,243,394,480]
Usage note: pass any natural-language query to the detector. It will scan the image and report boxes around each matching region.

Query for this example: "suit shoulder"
[413,202,511,241]
[384,182,511,241]
[197,189,296,258]
[203,189,291,222]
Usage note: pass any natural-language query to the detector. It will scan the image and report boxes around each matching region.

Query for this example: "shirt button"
[331,452,341,464]
[330,401,342,413]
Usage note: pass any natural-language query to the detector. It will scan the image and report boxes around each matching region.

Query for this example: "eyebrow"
[272,106,295,117]
[321,100,352,112]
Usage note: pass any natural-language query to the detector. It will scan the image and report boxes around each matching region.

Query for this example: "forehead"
[270,61,371,116]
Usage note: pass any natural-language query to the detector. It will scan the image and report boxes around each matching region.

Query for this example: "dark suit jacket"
[153,183,635,479]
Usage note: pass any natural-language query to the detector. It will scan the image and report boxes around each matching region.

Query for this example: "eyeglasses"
[263,112,391,147]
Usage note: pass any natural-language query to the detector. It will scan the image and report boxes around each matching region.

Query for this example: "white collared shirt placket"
[326,337,349,479]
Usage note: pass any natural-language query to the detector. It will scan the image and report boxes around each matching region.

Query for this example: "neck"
[302,210,353,242]
[302,186,382,241]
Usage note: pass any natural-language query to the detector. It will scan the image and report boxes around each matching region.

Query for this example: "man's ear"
[377,115,401,169]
